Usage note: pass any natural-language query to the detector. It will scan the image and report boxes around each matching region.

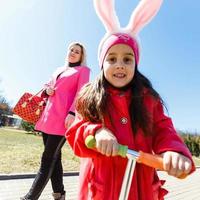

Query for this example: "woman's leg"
[21,132,66,200]
[50,151,65,193]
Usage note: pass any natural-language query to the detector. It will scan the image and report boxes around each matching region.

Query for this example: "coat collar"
[106,86,132,97]
[106,85,150,98]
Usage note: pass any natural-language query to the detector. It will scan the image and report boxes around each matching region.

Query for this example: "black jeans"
[23,132,66,200]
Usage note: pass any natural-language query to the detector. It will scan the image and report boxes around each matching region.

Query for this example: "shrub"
[21,121,35,132]
[179,131,200,157]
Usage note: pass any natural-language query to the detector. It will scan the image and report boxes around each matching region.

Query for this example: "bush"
[21,120,35,132]
[179,131,200,157]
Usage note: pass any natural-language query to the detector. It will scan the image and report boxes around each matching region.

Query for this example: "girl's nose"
[115,60,125,69]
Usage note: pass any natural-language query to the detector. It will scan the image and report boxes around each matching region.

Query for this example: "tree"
[0,96,8,109]
[0,80,14,126]
[0,79,11,114]
[0,95,12,115]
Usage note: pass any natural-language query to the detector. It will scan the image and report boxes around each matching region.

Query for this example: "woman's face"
[103,44,136,88]
[67,44,82,63]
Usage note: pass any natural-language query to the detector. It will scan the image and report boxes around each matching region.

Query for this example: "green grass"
[0,128,79,174]
[0,128,199,174]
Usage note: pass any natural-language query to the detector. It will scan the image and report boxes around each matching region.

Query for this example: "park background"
[0,4,200,200]
[0,3,200,200]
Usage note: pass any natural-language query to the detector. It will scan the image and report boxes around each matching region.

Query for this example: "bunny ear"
[125,0,163,35]
[93,0,120,32]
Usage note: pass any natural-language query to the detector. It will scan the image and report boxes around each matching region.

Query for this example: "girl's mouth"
[113,73,126,78]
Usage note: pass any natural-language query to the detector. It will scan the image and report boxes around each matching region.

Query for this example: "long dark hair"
[76,67,164,136]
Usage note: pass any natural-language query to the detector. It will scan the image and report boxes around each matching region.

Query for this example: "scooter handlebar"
[85,135,188,179]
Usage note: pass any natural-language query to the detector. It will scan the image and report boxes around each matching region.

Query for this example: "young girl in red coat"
[66,0,195,199]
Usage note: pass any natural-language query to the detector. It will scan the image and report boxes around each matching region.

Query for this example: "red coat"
[66,87,195,200]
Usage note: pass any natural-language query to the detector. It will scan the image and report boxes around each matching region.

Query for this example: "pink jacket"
[35,65,90,136]
[66,87,195,200]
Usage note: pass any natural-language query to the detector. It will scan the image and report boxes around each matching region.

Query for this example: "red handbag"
[13,91,46,124]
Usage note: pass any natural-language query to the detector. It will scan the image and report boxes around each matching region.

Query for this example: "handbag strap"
[21,89,46,108]
[28,88,45,101]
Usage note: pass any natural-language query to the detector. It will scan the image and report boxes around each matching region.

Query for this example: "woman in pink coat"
[21,42,90,200]
[66,1,195,199]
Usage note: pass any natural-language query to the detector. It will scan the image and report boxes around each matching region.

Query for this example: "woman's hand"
[46,87,55,96]
[95,127,119,157]
[162,151,192,178]
[65,114,75,129]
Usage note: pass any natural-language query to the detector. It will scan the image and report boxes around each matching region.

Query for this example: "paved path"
[0,175,78,200]
[158,168,200,200]
[0,169,199,200]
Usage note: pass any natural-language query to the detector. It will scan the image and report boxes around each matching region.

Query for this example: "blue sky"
[0,0,199,133]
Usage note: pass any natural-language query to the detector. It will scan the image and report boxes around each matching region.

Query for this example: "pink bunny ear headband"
[94,0,163,68]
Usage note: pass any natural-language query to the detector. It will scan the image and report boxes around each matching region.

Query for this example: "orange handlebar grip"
[137,151,188,179]
[137,151,164,170]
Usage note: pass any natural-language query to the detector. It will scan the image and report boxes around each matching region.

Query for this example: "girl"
[21,42,90,200]
[66,0,195,200]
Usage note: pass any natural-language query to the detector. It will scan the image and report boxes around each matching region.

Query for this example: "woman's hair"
[76,68,164,136]
[68,42,87,66]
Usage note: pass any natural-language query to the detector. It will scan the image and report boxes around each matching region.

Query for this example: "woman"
[21,42,90,200]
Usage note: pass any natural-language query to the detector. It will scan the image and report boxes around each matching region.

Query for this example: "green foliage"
[179,131,200,157]
[21,120,35,132]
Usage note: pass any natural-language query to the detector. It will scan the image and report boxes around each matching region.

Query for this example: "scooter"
[85,135,187,200]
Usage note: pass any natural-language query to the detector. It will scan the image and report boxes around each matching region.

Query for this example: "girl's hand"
[65,114,75,129]
[162,151,192,178]
[46,87,55,96]
[95,127,119,157]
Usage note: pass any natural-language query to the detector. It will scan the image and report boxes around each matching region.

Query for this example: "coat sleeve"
[38,67,61,98]
[37,80,53,98]
[152,100,195,173]
[68,67,90,114]
[66,117,103,158]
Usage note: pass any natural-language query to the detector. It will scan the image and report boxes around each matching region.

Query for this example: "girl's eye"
[123,57,133,64]
[108,57,117,63]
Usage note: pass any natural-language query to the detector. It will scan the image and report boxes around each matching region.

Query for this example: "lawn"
[0,127,79,174]
[0,127,199,174]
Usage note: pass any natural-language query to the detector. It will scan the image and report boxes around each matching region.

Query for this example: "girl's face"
[103,44,136,88]
[67,44,82,63]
